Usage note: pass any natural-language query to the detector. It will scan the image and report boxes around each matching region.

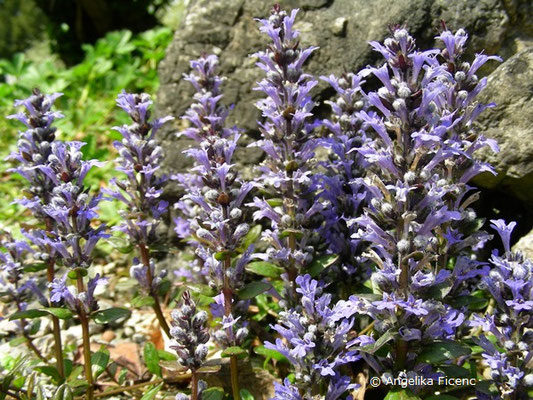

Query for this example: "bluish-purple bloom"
[345,26,500,376]
[266,274,360,398]
[317,71,372,289]
[7,89,63,211]
[0,235,47,321]
[251,5,322,305]
[176,54,254,350]
[469,220,532,399]
[169,291,210,370]
[106,91,173,293]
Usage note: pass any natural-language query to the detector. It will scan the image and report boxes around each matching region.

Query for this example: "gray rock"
[156,0,524,182]
[513,228,533,259]
[474,47,533,203]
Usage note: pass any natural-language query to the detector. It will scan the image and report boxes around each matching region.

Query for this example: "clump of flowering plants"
[344,25,501,384]
[2,4,533,400]
[173,53,257,400]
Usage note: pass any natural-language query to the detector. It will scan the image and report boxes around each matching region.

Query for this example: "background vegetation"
[0,0,186,231]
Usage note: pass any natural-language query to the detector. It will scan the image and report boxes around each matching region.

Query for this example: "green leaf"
[254,346,288,362]
[157,280,171,296]
[214,250,233,261]
[157,350,177,361]
[417,340,471,364]
[67,380,88,388]
[308,254,338,277]
[92,307,130,324]
[196,365,222,374]
[187,283,216,297]
[266,198,283,207]
[91,349,110,379]
[240,389,255,400]
[63,359,73,379]
[450,294,488,311]
[23,263,48,273]
[279,229,303,240]
[9,309,47,320]
[67,268,87,279]
[245,261,283,278]
[34,366,62,384]
[52,384,73,400]
[144,342,162,377]
[106,236,134,254]
[358,329,396,354]
[202,387,225,400]
[240,225,262,251]
[237,281,272,300]
[67,366,84,383]
[9,337,28,347]
[35,386,45,400]
[426,281,453,300]
[131,295,156,308]
[437,365,471,378]
[140,382,163,400]
[26,372,36,400]
[42,308,73,320]
[118,368,128,385]
[383,389,422,400]
[221,346,247,357]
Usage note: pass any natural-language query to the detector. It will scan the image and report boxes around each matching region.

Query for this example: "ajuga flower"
[49,273,107,314]
[176,54,253,291]
[0,233,47,361]
[250,5,322,305]
[0,235,47,319]
[176,53,253,400]
[170,291,210,369]
[317,71,372,290]
[470,220,532,400]
[346,26,500,377]
[266,274,359,398]
[107,91,173,251]
[33,141,108,270]
[170,291,210,400]
[106,91,174,336]
[7,89,63,210]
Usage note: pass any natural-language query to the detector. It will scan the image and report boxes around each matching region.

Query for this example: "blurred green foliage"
[0,0,46,58]
[0,27,173,229]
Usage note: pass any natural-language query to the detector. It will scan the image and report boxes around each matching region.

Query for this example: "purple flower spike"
[470,220,532,399]
[345,26,500,376]
[106,91,173,292]
[34,141,108,270]
[317,70,373,288]
[7,89,63,205]
[49,273,107,314]
[250,5,322,304]
[175,53,253,353]
[266,274,360,397]
[169,291,210,370]
[0,234,48,332]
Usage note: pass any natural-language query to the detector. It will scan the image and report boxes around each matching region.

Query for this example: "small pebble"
[331,17,347,37]
[102,330,116,342]
[132,333,146,344]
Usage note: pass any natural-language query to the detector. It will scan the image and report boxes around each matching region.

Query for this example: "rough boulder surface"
[156,0,533,225]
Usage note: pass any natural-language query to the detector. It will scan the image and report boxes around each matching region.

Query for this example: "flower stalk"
[7,89,66,377]
[77,271,94,400]
[106,91,174,338]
